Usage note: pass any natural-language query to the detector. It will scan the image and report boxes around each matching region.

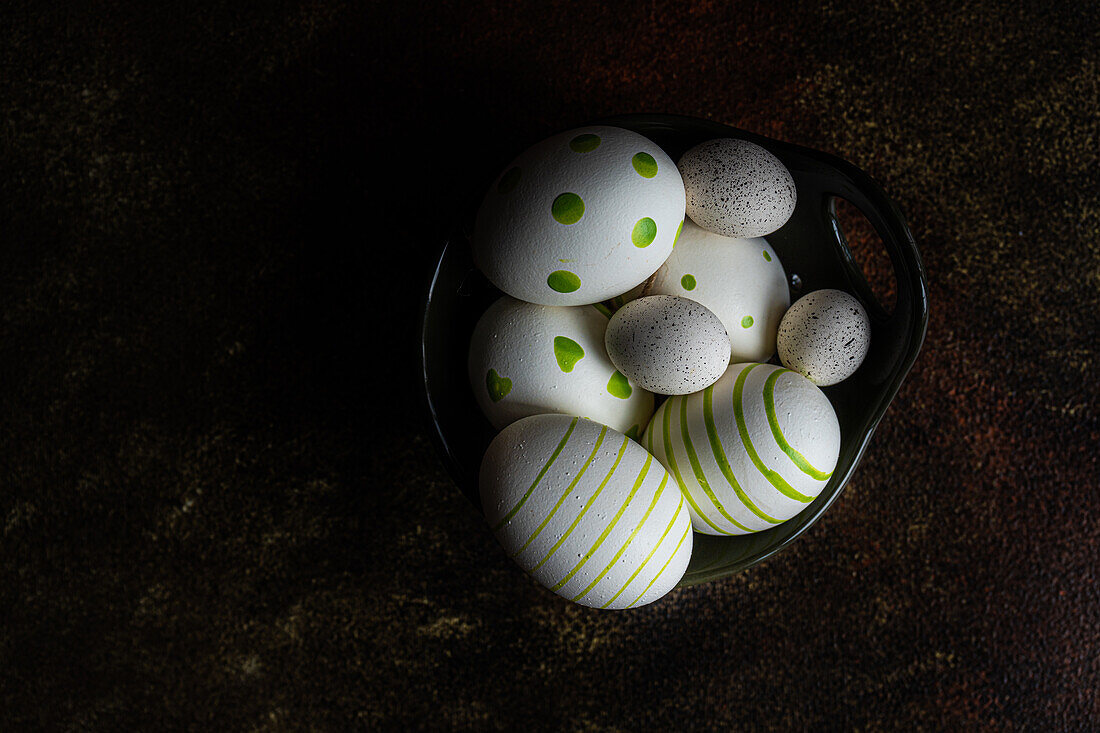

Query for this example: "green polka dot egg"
[468,295,654,435]
[481,414,693,609]
[642,362,840,536]
[474,126,686,306]
[644,219,789,362]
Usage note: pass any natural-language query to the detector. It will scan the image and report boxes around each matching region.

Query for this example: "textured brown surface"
[2,1,1098,729]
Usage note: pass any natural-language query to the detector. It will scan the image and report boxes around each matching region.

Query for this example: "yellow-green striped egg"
[642,362,840,536]
[481,414,693,609]
[474,126,686,306]
[468,296,654,435]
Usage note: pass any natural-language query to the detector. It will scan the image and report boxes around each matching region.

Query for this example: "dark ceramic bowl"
[420,114,929,587]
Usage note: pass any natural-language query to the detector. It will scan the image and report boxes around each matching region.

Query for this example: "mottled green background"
[2,1,1097,729]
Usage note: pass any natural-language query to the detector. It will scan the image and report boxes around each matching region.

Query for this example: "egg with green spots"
[642,362,839,536]
[643,220,789,363]
[474,126,686,306]
[481,414,693,608]
[468,295,655,433]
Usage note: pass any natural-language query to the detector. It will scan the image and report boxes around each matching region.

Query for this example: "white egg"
[481,414,693,609]
[644,220,789,362]
[778,289,871,386]
[468,295,654,437]
[678,139,796,238]
[474,126,686,306]
[642,362,839,536]
[604,295,730,396]
[595,280,649,319]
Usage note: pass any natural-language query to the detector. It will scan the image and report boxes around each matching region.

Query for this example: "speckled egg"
[481,414,693,609]
[778,289,871,386]
[474,126,686,306]
[644,220,789,362]
[468,295,654,437]
[604,295,730,396]
[642,362,840,536]
[678,139,796,238]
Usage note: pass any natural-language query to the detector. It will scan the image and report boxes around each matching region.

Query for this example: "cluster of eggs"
[469,126,872,609]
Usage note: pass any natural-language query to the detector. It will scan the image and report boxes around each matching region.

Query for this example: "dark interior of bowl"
[420,114,929,586]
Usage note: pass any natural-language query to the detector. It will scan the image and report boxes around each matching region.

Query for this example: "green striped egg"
[642,363,840,536]
[481,414,693,609]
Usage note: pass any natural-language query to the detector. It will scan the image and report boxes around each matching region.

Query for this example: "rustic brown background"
[2,1,1098,729]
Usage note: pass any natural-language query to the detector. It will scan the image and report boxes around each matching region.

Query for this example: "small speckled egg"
[642,363,840,536]
[474,126,686,306]
[468,296,654,437]
[604,295,731,396]
[644,220,789,362]
[481,414,693,609]
[777,289,871,386]
[678,139,796,238]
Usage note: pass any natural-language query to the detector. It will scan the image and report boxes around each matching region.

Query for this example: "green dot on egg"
[681,274,697,291]
[547,270,581,293]
[763,250,772,262]
[497,167,521,194]
[673,219,684,248]
[553,336,585,372]
[551,193,585,225]
[631,152,658,178]
[486,369,512,402]
[631,217,657,248]
[569,134,601,153]
[741,315,754,328]
[607,370,633,399]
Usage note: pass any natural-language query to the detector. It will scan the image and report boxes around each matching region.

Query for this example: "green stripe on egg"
[658,396,732,536]
[551,452,652,592]
[732,364,814,503]
[480,415,692,609]
[627,519,692,608]
[529,431,624,570]
[763,369,834,480]
[641,364,840,535]
[601,492,683,609]
[575,473,668,602]
[493,417,578,532]
[683,394,759,530]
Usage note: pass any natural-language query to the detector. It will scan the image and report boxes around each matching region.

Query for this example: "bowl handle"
[810,152,930,373]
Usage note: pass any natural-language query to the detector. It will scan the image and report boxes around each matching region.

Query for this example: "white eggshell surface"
[604,295,730,396]
[481,414,693,609]
[778,289,871,386]
[644,220,790,362]
[468,295,654,436]
[678,138,796,238]
[642,362,840,536]
[474,125,686,306]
